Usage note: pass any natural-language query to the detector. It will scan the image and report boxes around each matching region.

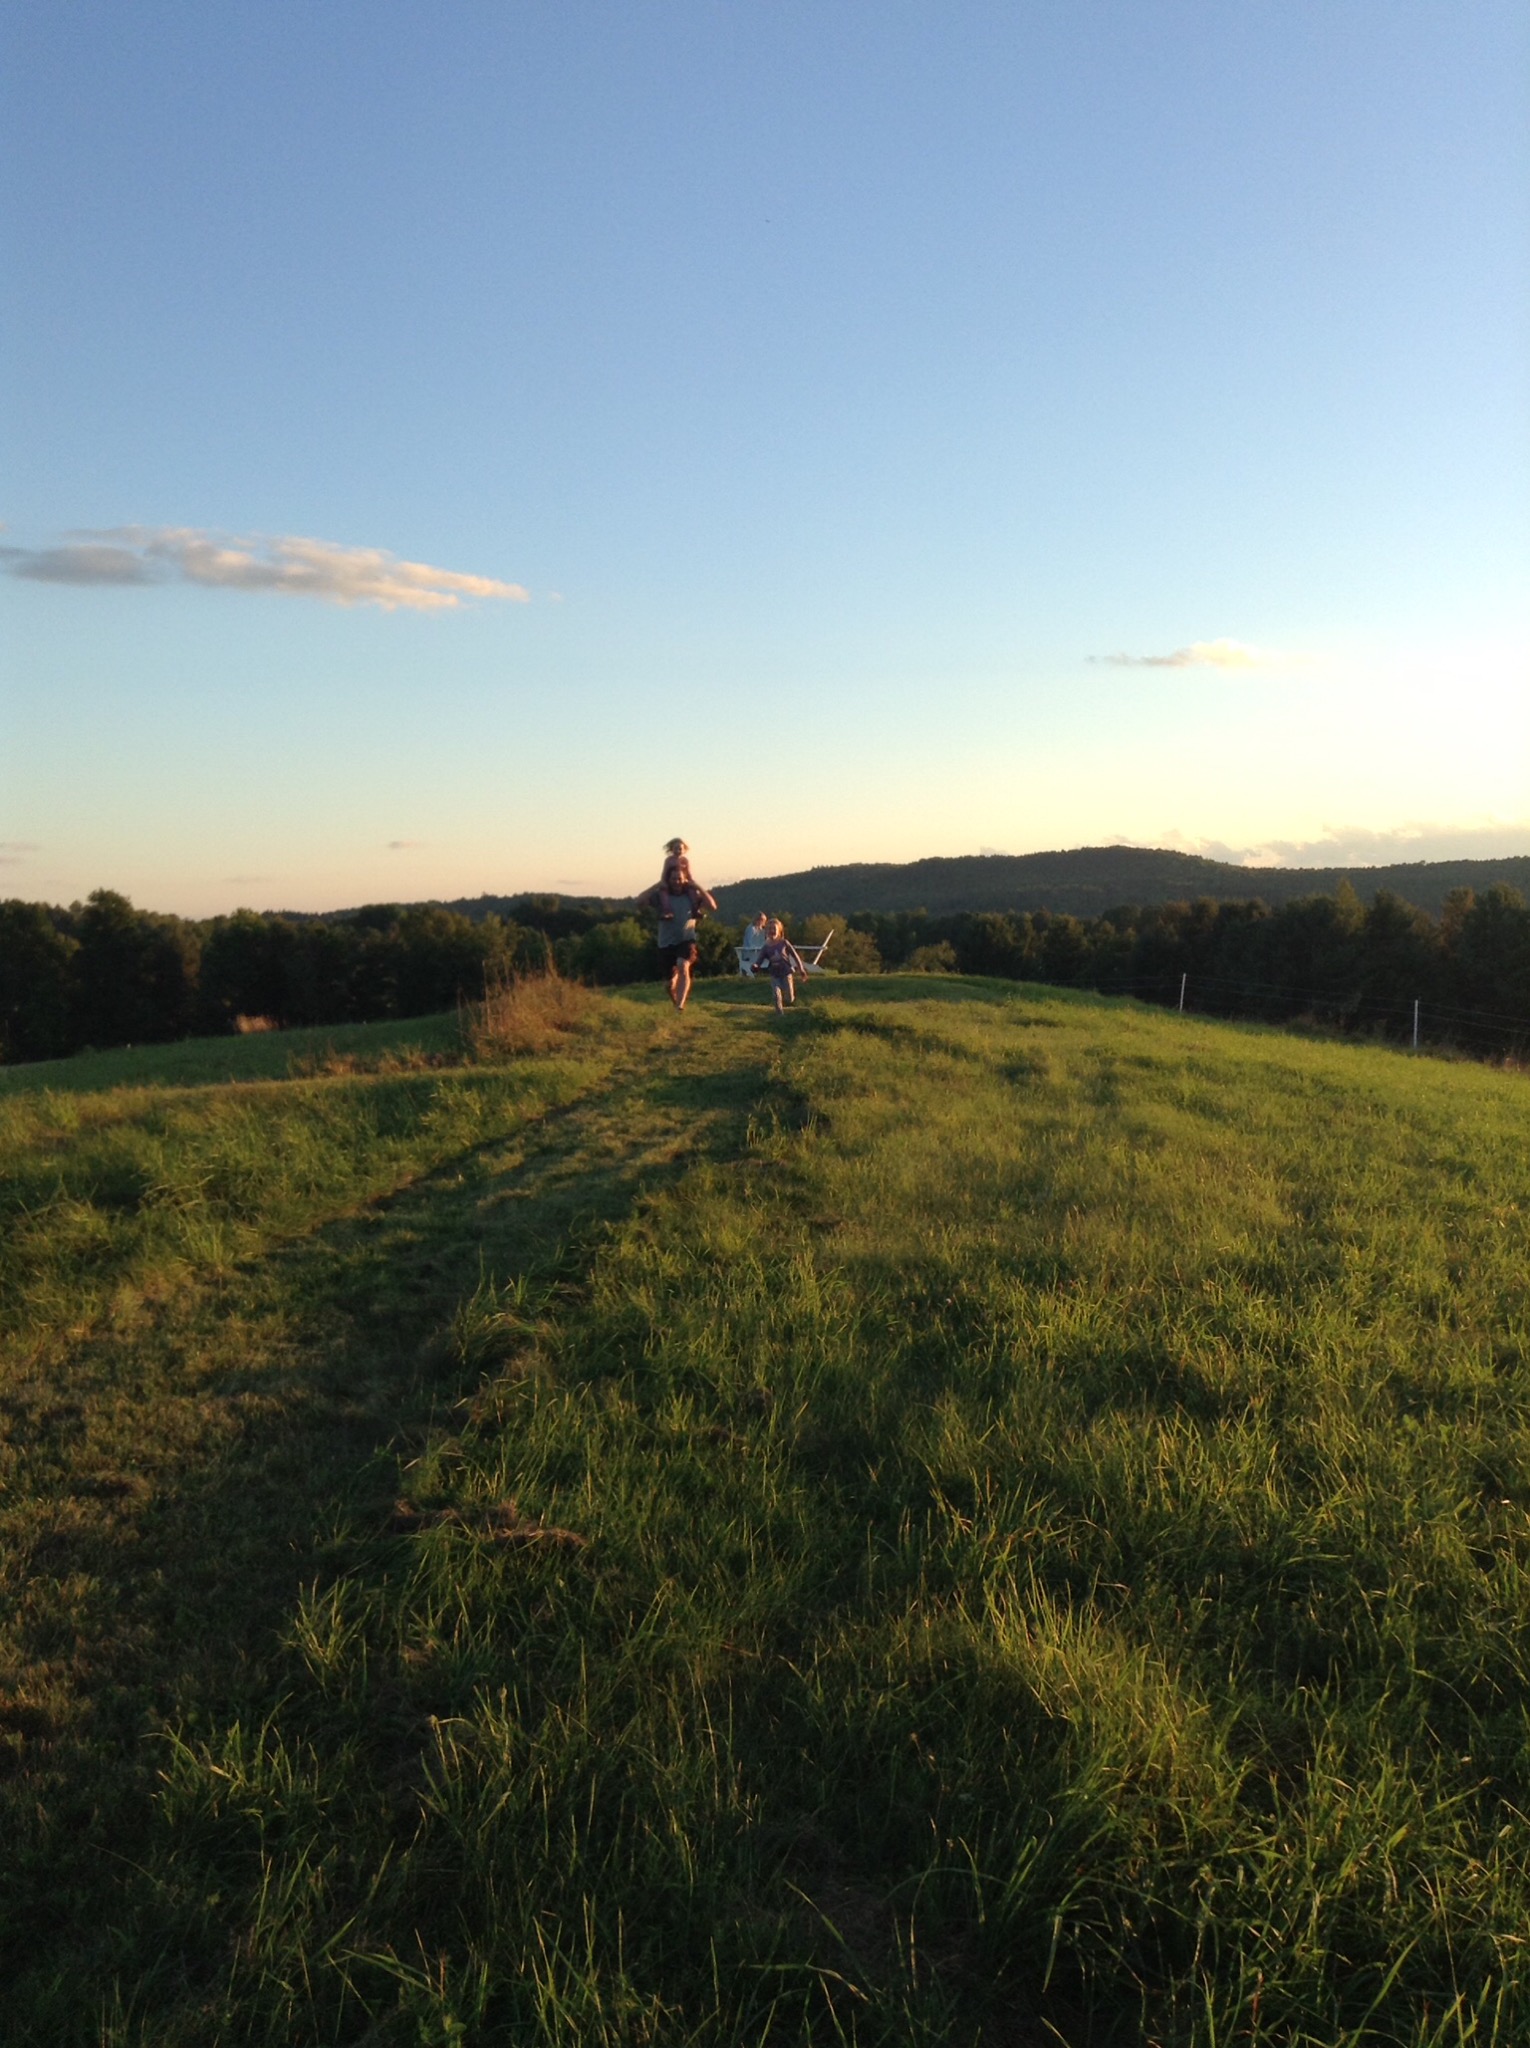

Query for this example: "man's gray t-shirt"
[657,902,697,948]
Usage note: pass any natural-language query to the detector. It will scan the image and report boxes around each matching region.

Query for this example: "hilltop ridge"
[710,844,1530,920]
[265,845,1530,930]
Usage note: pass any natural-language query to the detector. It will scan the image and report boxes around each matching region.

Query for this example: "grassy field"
[3,975,1529,2045]
[0,1007,469,1097]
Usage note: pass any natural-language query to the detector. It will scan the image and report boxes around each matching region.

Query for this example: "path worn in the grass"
[1,1007,782,2011]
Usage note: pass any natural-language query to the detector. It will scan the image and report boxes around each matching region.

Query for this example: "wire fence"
[1108,968,1530,1058]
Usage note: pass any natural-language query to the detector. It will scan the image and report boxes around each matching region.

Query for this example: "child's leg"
[772,976,785,1013]
[783,973,796,1006]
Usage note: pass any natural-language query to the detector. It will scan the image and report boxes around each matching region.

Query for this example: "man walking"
[637,837,718,1010]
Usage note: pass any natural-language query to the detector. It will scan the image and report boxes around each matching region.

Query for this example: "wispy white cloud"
[0,840,40,864]
[1158,821,1530,868]
[1090,638,1298,670]
[386,839,427,851]
[3,527,529,611]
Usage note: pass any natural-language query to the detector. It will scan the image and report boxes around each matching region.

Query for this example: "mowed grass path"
[3,979,1529,2044]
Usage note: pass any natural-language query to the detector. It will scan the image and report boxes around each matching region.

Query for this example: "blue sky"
[3,0,1526,915]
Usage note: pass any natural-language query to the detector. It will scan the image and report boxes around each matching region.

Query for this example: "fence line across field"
[719,929,1525,1049]
[1160,974,1528,1054]
[1133,968,1529,1038]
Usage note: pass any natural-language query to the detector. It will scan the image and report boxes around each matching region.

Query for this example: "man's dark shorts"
[658,941,699,979]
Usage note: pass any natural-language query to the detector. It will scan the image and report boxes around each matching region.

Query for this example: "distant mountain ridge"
[709,846,1530,921]
[273,847,1530,928]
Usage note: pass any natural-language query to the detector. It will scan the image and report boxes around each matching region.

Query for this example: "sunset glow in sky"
[3,2,1527,914]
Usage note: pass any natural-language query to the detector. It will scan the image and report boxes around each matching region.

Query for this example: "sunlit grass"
[4,978,1529,2043]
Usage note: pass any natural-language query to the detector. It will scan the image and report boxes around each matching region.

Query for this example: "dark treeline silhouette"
[3,882,1529,1065]
[0,893,561,1063]
[272,890,638,936]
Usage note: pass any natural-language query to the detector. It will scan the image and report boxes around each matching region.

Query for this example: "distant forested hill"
[711,846,1530,919]
[287,852,1530,930]
[273,893,633,931]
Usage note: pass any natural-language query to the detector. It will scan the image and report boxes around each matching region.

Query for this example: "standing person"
[637,837,717,1011]
[757,919,807,1014]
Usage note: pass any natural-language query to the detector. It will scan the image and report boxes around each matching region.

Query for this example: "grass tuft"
[465,966,606,1059]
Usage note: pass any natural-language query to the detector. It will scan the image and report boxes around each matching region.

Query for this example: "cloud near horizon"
[1156,821,1530,868]
[2,528,530,611]
[1091,638,1295,670]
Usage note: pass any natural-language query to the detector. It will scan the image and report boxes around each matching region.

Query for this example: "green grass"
[0,1007,469,1096]
[4,976,1529,2044]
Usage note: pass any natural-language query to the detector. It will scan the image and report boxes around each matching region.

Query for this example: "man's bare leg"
[671,955,693,1009]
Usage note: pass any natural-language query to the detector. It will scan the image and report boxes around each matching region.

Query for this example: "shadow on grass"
[3,1035,776,2034]
[695,971,1117,1014]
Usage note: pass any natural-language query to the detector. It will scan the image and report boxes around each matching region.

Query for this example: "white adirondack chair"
[737,928,834,977]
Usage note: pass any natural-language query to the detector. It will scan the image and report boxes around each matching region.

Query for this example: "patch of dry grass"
[464,966,605,1058]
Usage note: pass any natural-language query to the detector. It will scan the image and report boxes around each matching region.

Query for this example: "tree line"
[0,893,555,1063]
[2,881,1527,1065]
[837,883,1530,1055]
